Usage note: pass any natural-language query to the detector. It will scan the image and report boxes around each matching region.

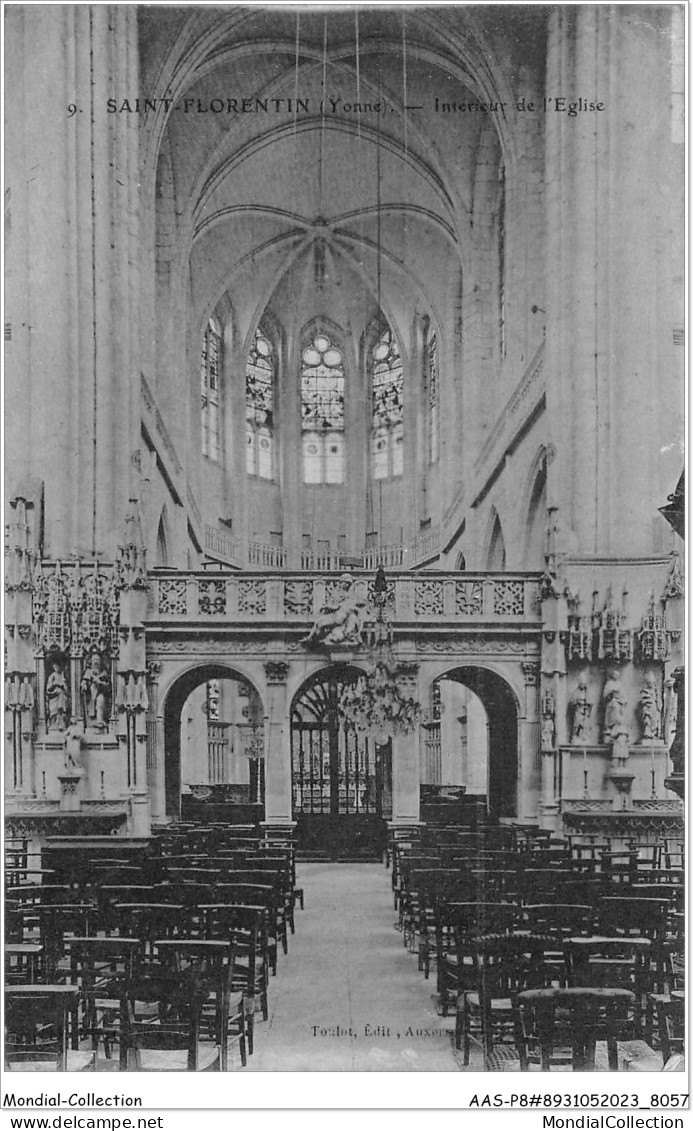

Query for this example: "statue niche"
[602,666,629,762]
[80,650,111,731]
[45,654,69,732]
[638,672,662,741]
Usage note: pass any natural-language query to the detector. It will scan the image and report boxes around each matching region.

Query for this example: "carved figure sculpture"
[80,652,111,730]
[602,666,629,759]
[302,574,366,647]
[63,726,82,770]
[45,660,69,732]
[568,673,592,744]
[541,689,556,752]
[639,672,661,741]
[663,675,678,747]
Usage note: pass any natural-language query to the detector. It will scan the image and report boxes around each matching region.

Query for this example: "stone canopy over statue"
[301,574,366,648]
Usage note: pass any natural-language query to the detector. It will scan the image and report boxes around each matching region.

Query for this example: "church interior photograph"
[3,3,686,1074]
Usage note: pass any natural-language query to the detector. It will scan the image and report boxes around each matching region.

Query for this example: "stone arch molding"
[418,657,526,718]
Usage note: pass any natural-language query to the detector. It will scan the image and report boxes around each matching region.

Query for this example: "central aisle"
[246,862,469,1072]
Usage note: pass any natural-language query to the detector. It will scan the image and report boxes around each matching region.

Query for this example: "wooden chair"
[151,939,247,1069]
[456,934,555,1065]
[655,995,685,1065]
[66,936,142,1063]
[5,985,94,1071]
[201,903,270,1043]
[565,936,652,1041]
[119,966,220,1071]
[513,986,635,1071]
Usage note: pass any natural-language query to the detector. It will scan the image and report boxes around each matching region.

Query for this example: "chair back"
[5,989,76,1071]
[514,986,635,1071]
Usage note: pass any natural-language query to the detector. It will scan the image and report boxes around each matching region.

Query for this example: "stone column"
[544,6,681,556]
[4,6,141,560]
[540,579,569,823]
[391,730,421,825]
[518,662,541,822]
[280,332,302,568]
[145,661,165,823]
[262,661,295,829]
[114,507,151,834]
[4,496,38,797]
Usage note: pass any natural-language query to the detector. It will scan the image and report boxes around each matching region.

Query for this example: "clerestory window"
[424,326,439,465]
[246,328,275,479]
[371,326,403,479]
[301,332,345,484]
[200,316,221,461]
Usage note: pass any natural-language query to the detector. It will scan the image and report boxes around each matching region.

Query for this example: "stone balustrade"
[146,570,542,627]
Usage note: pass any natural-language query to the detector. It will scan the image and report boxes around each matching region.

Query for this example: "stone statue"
[663,675,678,747]
[80,652,111,730]
[541,689,556,752]
[568,673,592,744]
[45,660,69,732]
[639,672,661,741]
[602,666,629,759]
[63,726,82,770]
[302,574,366,648]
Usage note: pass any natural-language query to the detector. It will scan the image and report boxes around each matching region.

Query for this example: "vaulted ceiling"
[142,6,547,346]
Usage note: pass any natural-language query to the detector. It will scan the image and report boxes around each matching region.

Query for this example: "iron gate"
[290,670,381,816]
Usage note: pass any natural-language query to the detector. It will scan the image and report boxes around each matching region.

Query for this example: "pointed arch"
[155,505,171,567]
[485,509,507,572]
[524,449,549,569]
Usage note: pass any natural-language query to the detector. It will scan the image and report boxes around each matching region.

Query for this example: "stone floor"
[244,861,478,1072]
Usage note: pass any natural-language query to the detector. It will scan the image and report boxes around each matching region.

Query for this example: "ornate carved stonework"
[662,552,684,601]
[638,595,677,662]
[158,579,187,616]
[5,815,127,838]
[492,580,524,616]
[116,503,149,591]
[284,580,313,616]
[239,580,266,616]
[414,581,444,616]
[416,636,539,655]
[595,590,632,662]
[566,593,593,661]
[198,579,226,616]
[145,639,267,655]
[264,661,290,685]
[521,662,540,686]
[455,580,483,616]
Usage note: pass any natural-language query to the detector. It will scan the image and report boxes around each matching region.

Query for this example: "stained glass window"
[301,332,345,484]
[246,328,275,479]
[425,328,439,465]
[201,316,221,461]
[371,326,403,480]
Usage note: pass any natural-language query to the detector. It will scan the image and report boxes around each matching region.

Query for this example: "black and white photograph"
[2,0,687,1110]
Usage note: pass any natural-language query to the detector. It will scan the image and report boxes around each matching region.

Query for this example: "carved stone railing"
[410,526,441,566]
[204,525,243,568]
[146,570,542,628]
[248,541,288,569]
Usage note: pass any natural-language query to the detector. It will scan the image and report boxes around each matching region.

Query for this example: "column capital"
[264,660,290,686]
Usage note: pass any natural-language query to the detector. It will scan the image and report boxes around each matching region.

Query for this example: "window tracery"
[371,326,403,480]
[301,331,345,484]
[200,316,221,461]
[424,326,439,465]
[246,328,275,479]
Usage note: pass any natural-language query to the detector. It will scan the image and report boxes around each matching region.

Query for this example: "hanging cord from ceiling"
[401,11,408,161]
